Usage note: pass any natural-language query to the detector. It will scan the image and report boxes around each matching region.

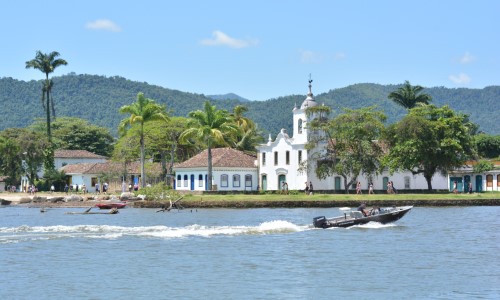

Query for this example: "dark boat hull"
[1,199,12,206]
[313,206,413,228]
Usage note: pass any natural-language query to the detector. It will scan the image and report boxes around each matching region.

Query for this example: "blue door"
[335,177,341,190]
[190,174,194,190]
[278,175,286,191]
[382,177,389,191]
[464,175,471,192]
[449,177,463,192]
[475,175,482,192]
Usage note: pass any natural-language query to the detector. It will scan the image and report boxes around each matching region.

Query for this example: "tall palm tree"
[388,80,432,109]
[119,92,169,188]
[25,51,68,142]
[179,101,239,191]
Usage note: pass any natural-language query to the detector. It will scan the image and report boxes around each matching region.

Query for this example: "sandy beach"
[0,192,122,208]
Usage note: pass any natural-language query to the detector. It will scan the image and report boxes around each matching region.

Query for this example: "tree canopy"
[306,106,386,193]
[388,80,432,109]
[383,105,475,190]
[29,117,115,157]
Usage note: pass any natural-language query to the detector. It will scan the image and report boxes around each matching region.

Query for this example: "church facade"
[256,80,449,193]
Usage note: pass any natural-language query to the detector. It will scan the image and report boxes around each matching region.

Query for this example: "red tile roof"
[55,149,107,159]
[175,148,257,169]
[60,161,162,175]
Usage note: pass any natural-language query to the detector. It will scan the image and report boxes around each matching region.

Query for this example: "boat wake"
[0,220,311,243]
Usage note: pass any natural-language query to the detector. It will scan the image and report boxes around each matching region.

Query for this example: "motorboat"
[313,205,413,228]
[95,202,127,209]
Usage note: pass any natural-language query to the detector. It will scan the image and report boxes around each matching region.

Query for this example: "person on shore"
[82,184,87,194]
[304,182,309,195]
[368,183,374,194]
[64,184,69,194]
[50,184,55,194]
[356,181,362,194]
[391,181,397,194]
[309,181,313,195]
[452,181,458,194]
[468,182,472,194]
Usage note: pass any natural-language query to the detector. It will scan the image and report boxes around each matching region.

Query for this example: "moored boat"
[313,205,413,228]
[1,199,12,206]
[95,202,127,209]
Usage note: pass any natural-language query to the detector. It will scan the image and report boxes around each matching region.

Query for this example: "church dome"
[300,78,318,109]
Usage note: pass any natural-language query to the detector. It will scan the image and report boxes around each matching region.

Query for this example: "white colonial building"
[173,148,258,191]
[256,80,449,192]
[448,161,500,192]
[20,149,108,191]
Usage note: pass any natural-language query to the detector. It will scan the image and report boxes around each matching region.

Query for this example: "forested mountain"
[1,74,498,136]
[208,93,250,102]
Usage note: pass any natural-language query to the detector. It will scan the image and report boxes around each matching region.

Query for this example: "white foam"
[0,221,310,242]
[355,222,398,229]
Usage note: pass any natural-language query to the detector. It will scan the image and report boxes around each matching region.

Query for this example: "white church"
[256,80,449,193]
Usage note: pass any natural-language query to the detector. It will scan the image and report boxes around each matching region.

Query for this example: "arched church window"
[298,119,303,134]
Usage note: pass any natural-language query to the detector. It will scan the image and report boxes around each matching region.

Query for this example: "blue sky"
[2,0,499,100]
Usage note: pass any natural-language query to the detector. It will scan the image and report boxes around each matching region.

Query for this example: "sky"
[2,0,499,101]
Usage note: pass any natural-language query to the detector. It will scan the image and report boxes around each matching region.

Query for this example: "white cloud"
[300,50,321,64]
[299,50,345,64]
[200,30,258,48]
[449,73,471,85]
[459,51,476,64]
[85,19,122,32]
[334,52,346,60]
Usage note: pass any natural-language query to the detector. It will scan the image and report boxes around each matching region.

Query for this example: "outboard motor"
[313,216,327,228]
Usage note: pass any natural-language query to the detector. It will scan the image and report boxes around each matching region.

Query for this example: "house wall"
[448,170,500,192]
[174,168,258,191]
[258,135,308,191]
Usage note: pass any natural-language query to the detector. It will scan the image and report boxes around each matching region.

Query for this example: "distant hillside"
[208,93,249,102]
[0,74,498,136]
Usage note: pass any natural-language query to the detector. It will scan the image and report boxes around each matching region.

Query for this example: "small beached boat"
[95,202,127,209]
[313,205,413,228]
[1,199,12,206]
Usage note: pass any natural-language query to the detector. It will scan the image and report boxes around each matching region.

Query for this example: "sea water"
[1,206,499,299]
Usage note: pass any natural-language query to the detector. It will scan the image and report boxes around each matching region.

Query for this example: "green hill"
[0,74,498,136]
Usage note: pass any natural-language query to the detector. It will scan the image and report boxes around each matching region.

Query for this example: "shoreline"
[2,193,499,208]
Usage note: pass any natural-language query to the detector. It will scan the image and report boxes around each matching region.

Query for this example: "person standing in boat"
[357,202,367,217]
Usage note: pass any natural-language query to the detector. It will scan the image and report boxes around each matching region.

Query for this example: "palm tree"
[232,105,252,131]
[25,51,68,142]
[119,92,169,188]
[231,105,264,152]
[179,101,239,191]
[388,80,432,109]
